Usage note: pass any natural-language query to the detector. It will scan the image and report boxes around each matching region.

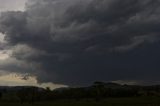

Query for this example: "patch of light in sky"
[0,0,27,12]
[0,33,6,43]
[0,51,10,60]
[0,33,11,60]
[0,72,68,90]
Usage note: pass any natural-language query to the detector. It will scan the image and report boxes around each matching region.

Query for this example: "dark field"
[0,97,160,106]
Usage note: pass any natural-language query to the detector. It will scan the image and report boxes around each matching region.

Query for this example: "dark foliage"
[0,82,160,103]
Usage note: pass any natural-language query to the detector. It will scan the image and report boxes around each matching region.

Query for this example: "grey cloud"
[0,0,160,85]
[0,57,40,74]
[11,44,47,61]
[0,0,26,12]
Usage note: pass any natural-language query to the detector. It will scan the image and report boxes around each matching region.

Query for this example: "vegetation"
[0,97,160,106]
[1,82,160,105]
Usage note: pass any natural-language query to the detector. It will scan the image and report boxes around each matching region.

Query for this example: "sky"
[0,0,160,87]
[0,0,26,12]
[0,0,67,89]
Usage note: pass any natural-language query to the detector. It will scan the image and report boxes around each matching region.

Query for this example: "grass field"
[0,97,160,106]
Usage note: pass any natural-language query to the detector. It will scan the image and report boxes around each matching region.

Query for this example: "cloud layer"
[0,73,67,90]
[0,0,160,85]
[0,0,26,12]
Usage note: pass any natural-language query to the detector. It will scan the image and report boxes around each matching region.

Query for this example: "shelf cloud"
[0,0,160,86]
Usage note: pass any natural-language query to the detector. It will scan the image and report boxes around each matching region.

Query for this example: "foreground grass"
[0,97,160,106]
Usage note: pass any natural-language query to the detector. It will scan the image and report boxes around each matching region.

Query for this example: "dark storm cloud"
[0,0,160,85]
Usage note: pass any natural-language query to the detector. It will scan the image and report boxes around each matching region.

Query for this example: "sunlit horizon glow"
[0,72,68,90]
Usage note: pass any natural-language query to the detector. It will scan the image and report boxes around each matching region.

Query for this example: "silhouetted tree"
[17,88,27,104]
[0,92,2,100]
[92,81,106,101]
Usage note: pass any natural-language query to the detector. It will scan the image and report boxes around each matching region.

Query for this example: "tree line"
[0,82,160,104]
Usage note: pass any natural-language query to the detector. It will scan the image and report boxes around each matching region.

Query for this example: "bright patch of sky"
[0,0,26,12]
[0,72,68,90]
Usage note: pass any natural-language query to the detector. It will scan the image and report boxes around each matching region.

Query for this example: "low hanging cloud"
[0,0,160,85]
